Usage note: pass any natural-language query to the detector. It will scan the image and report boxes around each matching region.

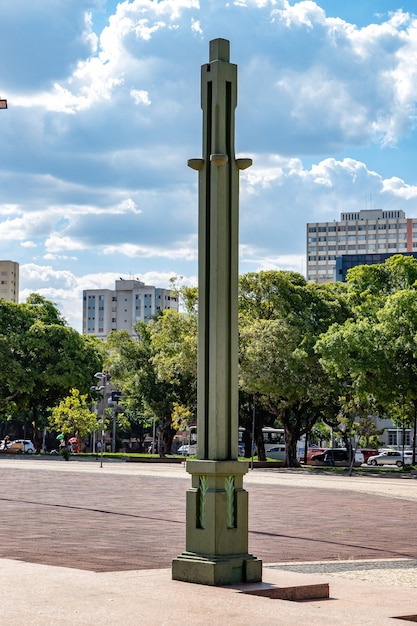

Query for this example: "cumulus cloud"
[2,1,417,328]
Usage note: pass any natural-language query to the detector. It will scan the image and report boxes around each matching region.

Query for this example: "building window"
[388,431,397,446]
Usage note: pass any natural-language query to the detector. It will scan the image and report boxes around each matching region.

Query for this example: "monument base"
[172,551,262,586]
[172,459,262,586]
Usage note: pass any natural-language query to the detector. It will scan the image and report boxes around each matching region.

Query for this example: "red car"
[361,449,379,463]
[301,447,326,463]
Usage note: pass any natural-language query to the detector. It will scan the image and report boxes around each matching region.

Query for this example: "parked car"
[309,448,364,467]
[13,439,36,453]
[176,445,189,456]
[367,450,411,467]
[0,439,35,453]
[266,445,286,461]
[361,449,380,463]
[299,447,326,463]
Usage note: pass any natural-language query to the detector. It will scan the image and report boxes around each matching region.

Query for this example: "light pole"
[92,371,108,468]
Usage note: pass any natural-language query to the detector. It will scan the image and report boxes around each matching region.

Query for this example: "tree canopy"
[0,295,104,445]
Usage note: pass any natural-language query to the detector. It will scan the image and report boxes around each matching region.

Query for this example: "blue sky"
[2,0,417,330]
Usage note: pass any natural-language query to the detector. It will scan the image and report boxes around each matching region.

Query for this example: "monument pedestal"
[172,460,262,585]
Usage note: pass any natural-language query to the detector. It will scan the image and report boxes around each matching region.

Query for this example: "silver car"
[367,450,411,467]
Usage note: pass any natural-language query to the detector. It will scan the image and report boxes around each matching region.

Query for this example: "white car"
[266,445,286,461]
[367,450,411,467]
[12,439,36,453]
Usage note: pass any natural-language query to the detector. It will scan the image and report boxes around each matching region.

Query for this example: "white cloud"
[2,1,417,331]
[102,240,198,261]
[130,89,151,105]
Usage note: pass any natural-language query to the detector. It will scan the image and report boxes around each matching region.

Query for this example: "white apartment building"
[82,278,178,339]
[0,260,19,303]
[306,209,417,283]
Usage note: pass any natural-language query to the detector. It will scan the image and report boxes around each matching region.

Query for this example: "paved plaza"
[1,457,417,624]
[1,457,417,571]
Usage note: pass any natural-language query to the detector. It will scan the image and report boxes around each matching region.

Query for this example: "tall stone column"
[172,39,262,586]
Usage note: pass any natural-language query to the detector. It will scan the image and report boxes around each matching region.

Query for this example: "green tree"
[238,271,351,465]
[105,320,195,457]
[346,254,417,314]
[49,388,98,451]
[317,278,417,464]
[0,296,104,446]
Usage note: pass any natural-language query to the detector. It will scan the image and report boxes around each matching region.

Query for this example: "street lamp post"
[92,371,109,468]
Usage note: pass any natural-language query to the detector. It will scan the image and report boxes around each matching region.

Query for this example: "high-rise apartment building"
[82,278,179,339]
[0,260,19,302]
[306,209,417,283]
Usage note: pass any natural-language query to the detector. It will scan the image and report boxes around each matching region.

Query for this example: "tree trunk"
[158,420,176,457]
[283,426,300,467]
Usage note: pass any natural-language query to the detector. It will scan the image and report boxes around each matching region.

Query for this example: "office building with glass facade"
[306,209,417,283]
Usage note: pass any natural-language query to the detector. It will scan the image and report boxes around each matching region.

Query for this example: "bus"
[261,427,285,453]
[184,425,252,456]
[182,425,289,458]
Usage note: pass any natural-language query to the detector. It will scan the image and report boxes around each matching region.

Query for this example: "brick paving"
[1,459,416,573]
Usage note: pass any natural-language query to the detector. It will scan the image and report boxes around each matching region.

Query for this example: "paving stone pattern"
[1,464,416,572]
